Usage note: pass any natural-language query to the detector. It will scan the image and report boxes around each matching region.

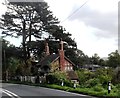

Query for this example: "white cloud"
[87,0,118,13]
[61,19,117,57]
[0,0,7,17]
[0,0,118,57]
[69,1,118,39]
[45,0,86,21]
[45,0,118,57]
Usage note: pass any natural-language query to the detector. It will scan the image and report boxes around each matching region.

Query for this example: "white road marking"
[2,90,15,98]
[2,89,21,98]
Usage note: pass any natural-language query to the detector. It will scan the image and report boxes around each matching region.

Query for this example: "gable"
[50,59,60,72]
[64,56,75,66]
[37,54,75,69]
[51,56,75,67]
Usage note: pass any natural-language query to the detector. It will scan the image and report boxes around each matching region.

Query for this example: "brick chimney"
[59,38,65,71]
[45,39,50,56]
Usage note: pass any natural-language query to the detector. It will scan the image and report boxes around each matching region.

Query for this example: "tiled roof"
[66,71,78,80]
[36,54,75,68]
[37,54,59,67]
[64,56,75,66]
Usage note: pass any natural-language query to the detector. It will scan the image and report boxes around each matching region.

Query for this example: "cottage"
[37,39,78,82]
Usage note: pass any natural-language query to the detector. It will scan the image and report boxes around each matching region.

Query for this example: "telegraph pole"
[4,50,8,81]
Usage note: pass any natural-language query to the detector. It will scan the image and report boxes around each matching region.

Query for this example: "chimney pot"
[59,38,65,71]
[45,39,50,56]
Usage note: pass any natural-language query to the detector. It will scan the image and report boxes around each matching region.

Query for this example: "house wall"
[50,59,73,72]
[64,59,73,71]
[50,60,59,72]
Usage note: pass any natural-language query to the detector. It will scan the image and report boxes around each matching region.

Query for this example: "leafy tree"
[7,57,20,79]
[112,67,120,84]
[107,50,120,68]
[2,39,22,70]
[76,50,90,66]
[90,53,100,65]
[0,1,79,65]
[0,1,59,60]
[1,0,91,73]
[46,25,77,47]
[2,39,23,80]
[87,53,107,66]
[98,58,107,66]
[65,49,89,67]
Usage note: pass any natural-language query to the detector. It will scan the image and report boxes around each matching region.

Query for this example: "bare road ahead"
[1,83,97,98]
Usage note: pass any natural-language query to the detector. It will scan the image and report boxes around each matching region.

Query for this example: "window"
[65,67,67,70]
[68,67,69,70]
[71,67,73,70]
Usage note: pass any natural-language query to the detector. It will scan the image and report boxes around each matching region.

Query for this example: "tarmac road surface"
[1,83,97,98]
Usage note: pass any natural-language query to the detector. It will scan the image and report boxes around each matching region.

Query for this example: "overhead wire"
[60,0,89,23]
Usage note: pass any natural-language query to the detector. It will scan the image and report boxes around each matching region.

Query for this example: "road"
[1,83,97,98]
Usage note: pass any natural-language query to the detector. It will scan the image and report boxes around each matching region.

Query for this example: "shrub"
[76,70,95,85]
[64,79,73,87]
[116,84,120,97]
[95,68,113,84]
[46,71,73,86]
[46,74,58,84]
[85,78,100,88]
[93,85,105,92]
[116,84,120,89]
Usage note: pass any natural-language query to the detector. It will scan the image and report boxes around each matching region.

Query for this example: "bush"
[46,71,73,86]
[85,78,100,88]
[116,84,120,97]
[116,84,120,89]
[64,79,73,87]
[76,70,95,85]
[95,68,113,84]
[46,74,58,84]
[93,85,105,92]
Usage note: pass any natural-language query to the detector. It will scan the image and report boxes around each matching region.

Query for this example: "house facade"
[37,39,78,81]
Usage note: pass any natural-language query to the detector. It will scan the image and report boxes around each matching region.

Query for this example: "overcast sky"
[45,0,119,57]
[0,0,119,57]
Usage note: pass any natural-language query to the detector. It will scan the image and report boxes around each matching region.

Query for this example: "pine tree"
[0,1,59,60]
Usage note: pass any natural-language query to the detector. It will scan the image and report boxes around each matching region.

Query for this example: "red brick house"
[37,39,78,81]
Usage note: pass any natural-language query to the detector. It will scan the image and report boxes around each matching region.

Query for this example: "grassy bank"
[3,80,120,98]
